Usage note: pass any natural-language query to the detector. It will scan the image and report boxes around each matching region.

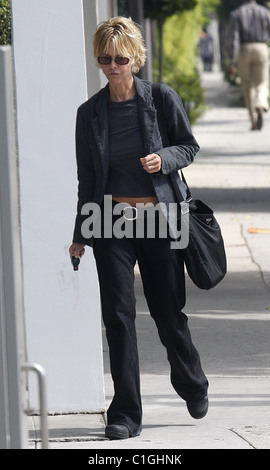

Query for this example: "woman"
[69,16,208,441]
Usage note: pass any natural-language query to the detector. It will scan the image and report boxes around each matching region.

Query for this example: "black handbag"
[152,83,227,290]
[172,171,227,289]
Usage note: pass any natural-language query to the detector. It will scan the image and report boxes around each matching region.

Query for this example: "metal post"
[0,45,27,449]
[22,364,49,449]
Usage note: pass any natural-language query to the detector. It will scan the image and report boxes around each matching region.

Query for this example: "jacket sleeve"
[156,83,200,175]
[72,104,96,245]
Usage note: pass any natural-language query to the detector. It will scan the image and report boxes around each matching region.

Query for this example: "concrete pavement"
[28,70,270,450]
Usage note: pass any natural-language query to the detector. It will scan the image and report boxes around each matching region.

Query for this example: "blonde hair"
[93,16,147,73]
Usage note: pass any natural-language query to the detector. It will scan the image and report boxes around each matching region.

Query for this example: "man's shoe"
[256,107,264,130]
[186,396,209,419]
[105,424,130,440]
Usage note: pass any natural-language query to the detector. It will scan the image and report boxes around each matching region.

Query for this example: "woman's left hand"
[140,153,162,173]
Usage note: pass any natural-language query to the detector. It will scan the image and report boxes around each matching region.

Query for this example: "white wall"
[12,0,105,413]
[0,45,28,449]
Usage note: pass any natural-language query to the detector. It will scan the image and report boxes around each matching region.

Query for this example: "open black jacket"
[72,75,199,246]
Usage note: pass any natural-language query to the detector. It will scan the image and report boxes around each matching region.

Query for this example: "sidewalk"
[28,70,270,450]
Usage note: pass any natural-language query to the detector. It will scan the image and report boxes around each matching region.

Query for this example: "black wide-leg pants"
[93,208,209,437]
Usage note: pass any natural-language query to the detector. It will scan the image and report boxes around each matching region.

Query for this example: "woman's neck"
[109,77,136,102]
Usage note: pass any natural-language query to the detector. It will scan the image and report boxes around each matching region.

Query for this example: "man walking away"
[228,0,270,130]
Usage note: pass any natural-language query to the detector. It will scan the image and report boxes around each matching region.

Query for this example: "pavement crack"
[230,428,256,449]
[240,224,270,292]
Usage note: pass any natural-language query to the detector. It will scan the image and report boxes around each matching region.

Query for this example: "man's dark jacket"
[72,75,199,246]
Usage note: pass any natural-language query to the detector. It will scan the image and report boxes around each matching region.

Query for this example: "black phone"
[71,254,80,271]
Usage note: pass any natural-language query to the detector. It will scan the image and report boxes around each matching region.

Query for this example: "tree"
[160,0,220,123]
[144,0,198,81]
[0,0,11,45]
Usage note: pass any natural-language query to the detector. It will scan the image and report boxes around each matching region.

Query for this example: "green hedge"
[154,0,220,124]
[0,0,11,45]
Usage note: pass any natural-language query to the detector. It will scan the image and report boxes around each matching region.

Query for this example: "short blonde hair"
[93,16,147,73]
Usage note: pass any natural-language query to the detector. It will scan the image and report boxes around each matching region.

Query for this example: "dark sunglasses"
[97,55,130,65]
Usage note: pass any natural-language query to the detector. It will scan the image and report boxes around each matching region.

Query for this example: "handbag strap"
[151,83,192,203]
[180,170,192,201]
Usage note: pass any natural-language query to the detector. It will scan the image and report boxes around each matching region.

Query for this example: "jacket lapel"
[134,75,162,154]
[90,85,110,175]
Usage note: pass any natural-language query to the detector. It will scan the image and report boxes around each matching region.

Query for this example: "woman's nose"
[110,59,118,67]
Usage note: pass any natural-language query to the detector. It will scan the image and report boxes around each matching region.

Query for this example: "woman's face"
[99,41,133,84]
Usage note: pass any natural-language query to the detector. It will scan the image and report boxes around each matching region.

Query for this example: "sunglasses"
[97,55,130,65]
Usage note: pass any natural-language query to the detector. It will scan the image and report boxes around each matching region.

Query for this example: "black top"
[105,96,156,197]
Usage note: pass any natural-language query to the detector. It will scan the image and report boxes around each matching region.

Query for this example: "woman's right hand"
[69,243,85,259]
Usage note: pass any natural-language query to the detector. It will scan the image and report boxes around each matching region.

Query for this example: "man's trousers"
[238,43,269,126]
[93,206,209,437]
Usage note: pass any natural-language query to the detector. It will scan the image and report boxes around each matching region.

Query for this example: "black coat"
[72,75,199,246]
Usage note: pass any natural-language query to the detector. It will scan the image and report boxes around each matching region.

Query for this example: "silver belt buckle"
[123,206,138,221]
